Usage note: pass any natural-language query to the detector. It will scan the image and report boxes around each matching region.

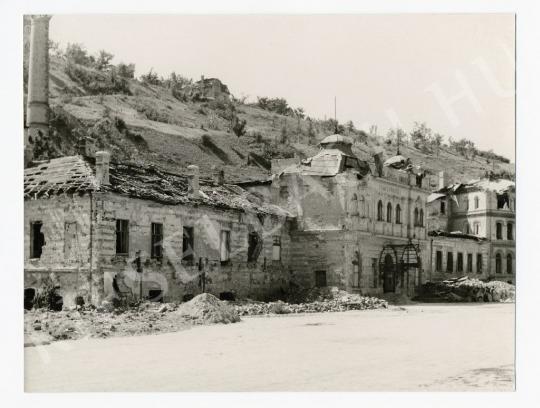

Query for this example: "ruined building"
[426,176,515,283]
[257,135,431,296]
[23,16,514,308]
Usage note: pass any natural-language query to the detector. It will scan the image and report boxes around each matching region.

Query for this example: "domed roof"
[319,134,354,146]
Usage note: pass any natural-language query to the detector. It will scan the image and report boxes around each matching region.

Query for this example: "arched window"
[414,208,419,226]
[495,253,502,274]
[350,194,358,216]
[506,253,513,274]
[358,195,365,217]
[419,209,424,227]
[507,223,513,240]
[386,203,392,223]
[496,222,503,240]
[377,200,383,221]
[463,222,470,234]
[474,223,480,235]
[474,196,479,209]
[464,197,469,210]
[395,204,401,224]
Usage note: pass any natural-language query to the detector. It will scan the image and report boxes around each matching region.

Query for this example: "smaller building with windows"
[426,174,515,283]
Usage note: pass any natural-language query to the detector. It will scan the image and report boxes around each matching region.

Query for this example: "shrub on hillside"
[65,62,131,95]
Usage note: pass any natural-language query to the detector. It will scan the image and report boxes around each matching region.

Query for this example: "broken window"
[496,222,503,240]
[507,253,513,274]
[220,230,231,264]
[477,254,483,273]
[64,221,77,260]
[440,201,446,215]
[372,258,378,288]
[436,251,443,272]
[416,174,423,188]
[386,203,392,223]
[467,253,473,273]
[315,270,327,288]
[247,231,262,262]
[457,252,463,273]
[115,219,129,255]
[496,253,502,274]
[30,221,45,259]
[447,252,454,273]
[350,194,359,216]
[182,226,194,263]
[343,157,359,171]
[497,192,509,209]
[377,200,383,221]
[151,222,163,259]
[352,251,362,287]
[272,235,281,261]
[507,223,513,240]
[395,204,401,224]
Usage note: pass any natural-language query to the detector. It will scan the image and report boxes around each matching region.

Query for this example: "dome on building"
[319,134,354,146]
[383,154,410,169]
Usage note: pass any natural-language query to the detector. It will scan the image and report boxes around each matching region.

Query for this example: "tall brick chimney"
[25,15,51,166]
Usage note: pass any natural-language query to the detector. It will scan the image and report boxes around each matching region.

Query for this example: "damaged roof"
[428,230,487,242]
[279,134,371,177]
[434,177,515,196]
[24,155,291,218]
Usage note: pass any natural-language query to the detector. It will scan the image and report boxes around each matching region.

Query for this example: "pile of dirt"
[176,293,240,324]
[24,301,191,346]
[232,289,388,316]
[415,277,515,303]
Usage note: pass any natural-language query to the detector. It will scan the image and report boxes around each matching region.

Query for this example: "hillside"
[27,54,514,186]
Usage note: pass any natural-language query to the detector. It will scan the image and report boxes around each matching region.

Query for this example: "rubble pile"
[232,288,388,316]
[176,293,240,324]
[24,301,190,346]
[416,277,515,303]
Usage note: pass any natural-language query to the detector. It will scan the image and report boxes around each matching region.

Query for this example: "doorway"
[383,254,395,293]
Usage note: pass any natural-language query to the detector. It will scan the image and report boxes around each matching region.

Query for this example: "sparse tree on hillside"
[433,133,443,157]
[117,63,136,79]
[65,43,94,66]
[140,68,162,86]
[95,50,114,71]
[306,119,316,145]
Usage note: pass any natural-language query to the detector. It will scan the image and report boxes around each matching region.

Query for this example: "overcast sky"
[49,14,515,161]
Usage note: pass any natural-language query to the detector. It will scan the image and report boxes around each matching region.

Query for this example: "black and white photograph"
[2,0,540,406]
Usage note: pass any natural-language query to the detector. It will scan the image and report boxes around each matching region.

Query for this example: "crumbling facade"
[426,176,515,283]
[24,152,293,307]
[257,135,431,297]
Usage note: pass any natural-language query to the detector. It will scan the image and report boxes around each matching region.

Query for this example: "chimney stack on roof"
[438,171,449,189]
[95,151,111,187]
[212,165,225,186]
[373,152,384,177]
[25,15,52,167]
[187,165,200,198]
[78,137,97,158]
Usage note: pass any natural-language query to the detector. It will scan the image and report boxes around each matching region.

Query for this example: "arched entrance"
[383,254,395,293]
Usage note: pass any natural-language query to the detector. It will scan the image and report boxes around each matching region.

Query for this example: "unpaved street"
[25,303,514,392]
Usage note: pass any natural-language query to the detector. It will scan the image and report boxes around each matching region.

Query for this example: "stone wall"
[24,194,100,307]
[94,192,292,302]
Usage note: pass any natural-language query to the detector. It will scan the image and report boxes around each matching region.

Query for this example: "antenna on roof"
[334,96,338,134]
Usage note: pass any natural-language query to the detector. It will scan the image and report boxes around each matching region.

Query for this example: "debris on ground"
[415,277,515,303]
[24,301,190,346]
[231,288,388,316]
[176,293,240,324]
